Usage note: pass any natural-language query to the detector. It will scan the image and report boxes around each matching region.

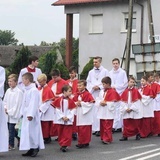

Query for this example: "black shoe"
[92,131,97,135]
[112,128,115,133]
[22,149,34,156]
[158,134,160,137]
[95,131,100,137]
[55,137,58,141]
[76,144,84,148]
[115,128,122,132]
[136,134,141,140]
[30,148,39,157]
[119,137,128,141]
[61,146,67,152]
[72,133,77,141]
[84,143,89,147]
[44,137,51,144]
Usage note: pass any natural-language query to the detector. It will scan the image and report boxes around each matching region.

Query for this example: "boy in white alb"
[0,66,8,152]
[3,74,23,150]
[20,73,44,157]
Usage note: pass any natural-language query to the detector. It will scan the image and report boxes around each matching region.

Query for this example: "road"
[1,132,160,160]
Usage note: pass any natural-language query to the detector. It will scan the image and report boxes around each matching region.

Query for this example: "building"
[53,0,160,78]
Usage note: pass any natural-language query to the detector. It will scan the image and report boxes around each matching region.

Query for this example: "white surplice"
[109,67,128,129]
[18,67,42,91]
[3,86,23,123]
[0,66,8,152]
[19,83,44,150]
[86,65,109,131]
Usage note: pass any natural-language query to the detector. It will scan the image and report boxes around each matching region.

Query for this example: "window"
[122,12,136,32]
[89,14,103,34]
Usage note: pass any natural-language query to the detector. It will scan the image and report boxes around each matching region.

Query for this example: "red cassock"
[139,85,154,138]
[52,97,76,147]
[38,85,55,139]
[101,88,121,142]
[121,87,142,138]
[66,79,78,95]
[73,90,95,145]
[48,78,68,136]
[149,83,160,135]
[48,78,68,96]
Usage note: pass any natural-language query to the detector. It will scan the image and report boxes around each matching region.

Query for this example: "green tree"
[80,58,94,79]
[38,49,57,75]
[0,30,18,45]
[9,46,32,74]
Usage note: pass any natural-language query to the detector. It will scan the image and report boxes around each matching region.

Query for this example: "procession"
[0,55,160,158]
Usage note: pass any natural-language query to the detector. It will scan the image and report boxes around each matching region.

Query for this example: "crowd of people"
[0,55,160,157]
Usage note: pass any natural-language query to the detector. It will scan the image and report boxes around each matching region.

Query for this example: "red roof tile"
[52,0,118,6]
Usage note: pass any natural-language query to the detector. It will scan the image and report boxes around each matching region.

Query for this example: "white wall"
[65,0,160,78]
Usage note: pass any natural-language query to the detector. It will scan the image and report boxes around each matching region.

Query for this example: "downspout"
[135,0,144,44]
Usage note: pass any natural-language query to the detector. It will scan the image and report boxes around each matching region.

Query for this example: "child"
[147,72,160,136]
[51,85,76,152]
[138,76,154,138]
[20,72,44,157]
[73,80,95,148]
[96,77,120,144]
[154,73,160,84]
[0,66,8,153]
[119,76,142,141]
[67,66,78,140]
[37,74,55,144]
[48,69,68,138]
[3,74,23,150]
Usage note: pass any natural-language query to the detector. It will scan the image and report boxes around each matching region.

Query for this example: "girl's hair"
[62,85,72,93]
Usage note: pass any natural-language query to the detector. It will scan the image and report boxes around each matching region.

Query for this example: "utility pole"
[125,0,134,77]
[147,0,156,72]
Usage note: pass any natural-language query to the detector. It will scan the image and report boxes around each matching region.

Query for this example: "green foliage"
[0,30,18,45]
[80,58,94,80]
[38,49,57,75]
[9,46,32,75]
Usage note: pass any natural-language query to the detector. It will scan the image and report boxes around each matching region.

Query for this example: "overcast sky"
[0,0,79,45]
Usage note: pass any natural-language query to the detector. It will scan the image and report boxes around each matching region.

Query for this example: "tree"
[9,46,32,74]
[80,58,94,79]
[0,30,18,45]
[38,49,57,75]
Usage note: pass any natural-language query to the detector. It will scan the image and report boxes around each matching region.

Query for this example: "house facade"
[53,0,160,78]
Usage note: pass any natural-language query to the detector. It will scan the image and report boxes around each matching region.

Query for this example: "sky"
[0,0,79,45]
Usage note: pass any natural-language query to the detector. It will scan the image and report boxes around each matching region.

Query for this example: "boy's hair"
[141,75,147,81]
[94,56,102,63]
[154,72,160,77]
[29,56,38,64]
[51,69,60,77]
[78,80,87,86]
[112,58,120,64]
[128,76,136,82]
[101,76,111,85]
[69,66,77,73]
[146,72,154,79]
[22,72,34,83]
[62,85,72,93]
[8,74,18,82]
[37,74,47,82]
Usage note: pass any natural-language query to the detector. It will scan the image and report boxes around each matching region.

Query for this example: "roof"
[52,0,119,6]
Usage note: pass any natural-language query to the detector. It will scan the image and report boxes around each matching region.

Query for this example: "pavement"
[1,132,160,160]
